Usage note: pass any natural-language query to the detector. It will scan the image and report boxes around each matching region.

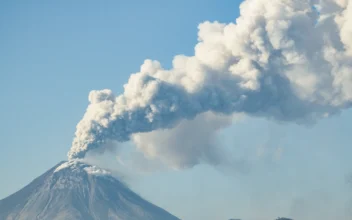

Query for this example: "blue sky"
[1,1,352,220]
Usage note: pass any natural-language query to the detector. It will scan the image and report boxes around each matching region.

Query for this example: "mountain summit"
[0,161,179,220]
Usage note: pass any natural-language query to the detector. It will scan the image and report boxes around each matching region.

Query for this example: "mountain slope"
[0,161,179,220]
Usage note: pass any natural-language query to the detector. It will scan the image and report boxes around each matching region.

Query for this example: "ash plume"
[68,0,352,168]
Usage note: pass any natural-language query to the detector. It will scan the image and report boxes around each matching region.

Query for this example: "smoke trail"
[68,0,352,165]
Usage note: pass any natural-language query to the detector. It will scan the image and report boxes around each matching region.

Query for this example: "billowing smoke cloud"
[68,0,352,168]
[131,112,245,170]
[131,112,231,169]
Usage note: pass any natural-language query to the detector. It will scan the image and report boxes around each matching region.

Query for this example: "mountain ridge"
[0,160,179,220]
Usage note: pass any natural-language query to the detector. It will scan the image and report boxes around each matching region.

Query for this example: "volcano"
[0,161,180,220]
